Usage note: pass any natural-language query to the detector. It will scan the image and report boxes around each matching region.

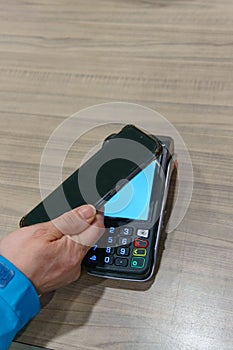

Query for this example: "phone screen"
[104,161,156,221]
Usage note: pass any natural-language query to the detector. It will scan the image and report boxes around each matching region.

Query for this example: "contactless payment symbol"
[89,255,97,262]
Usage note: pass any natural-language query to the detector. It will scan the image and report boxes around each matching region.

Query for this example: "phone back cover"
[20,125,161,227]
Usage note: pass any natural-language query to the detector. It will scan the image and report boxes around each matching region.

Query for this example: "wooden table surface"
[1,1,233,349]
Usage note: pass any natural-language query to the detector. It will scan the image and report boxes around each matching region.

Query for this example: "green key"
[131,257,145,269]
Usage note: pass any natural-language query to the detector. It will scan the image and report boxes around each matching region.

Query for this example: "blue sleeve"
[0,256,41,350]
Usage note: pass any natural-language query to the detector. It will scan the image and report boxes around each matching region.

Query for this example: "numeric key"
[118,237,131,246]
[116,247,130,256]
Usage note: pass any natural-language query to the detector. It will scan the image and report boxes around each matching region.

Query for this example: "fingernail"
[78,204,96,220]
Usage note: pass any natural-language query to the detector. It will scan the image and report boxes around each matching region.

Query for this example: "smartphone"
[20,125,162,227]
[84,135,176,281]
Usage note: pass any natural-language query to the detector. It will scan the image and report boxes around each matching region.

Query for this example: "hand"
[0,205,104,294]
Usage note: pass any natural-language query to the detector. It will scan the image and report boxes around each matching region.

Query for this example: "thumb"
[50,204,97,236]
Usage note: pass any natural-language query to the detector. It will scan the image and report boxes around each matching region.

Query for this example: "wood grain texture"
[0,0,232,349]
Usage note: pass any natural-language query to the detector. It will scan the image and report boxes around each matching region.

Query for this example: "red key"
[134,238,148,248]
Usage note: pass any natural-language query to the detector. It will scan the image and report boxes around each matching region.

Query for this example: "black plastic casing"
[84,136,175,281]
